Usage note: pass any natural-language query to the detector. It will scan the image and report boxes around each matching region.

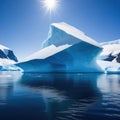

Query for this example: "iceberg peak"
[51,22,101,48]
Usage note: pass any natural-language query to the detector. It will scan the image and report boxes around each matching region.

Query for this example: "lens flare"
[41,0,60,14]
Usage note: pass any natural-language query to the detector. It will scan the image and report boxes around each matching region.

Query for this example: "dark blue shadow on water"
[20,73,101,99]
[0,72,120,120]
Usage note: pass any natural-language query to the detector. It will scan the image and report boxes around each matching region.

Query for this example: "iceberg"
[0,44,18,70]
[97,39,120,73]
[99,39,120,63]
[16,22,103,73]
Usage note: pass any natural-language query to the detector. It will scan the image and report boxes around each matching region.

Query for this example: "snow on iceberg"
[24,44,71,61]
[16,22,103,73]
[0,44,18,70]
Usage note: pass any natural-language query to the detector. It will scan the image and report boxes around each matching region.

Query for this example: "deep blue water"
[0,72,120,120]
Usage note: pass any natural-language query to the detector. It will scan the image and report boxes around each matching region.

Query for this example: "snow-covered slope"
[0,44,18,70]
[24,44,71,61]
[16,22,103,72]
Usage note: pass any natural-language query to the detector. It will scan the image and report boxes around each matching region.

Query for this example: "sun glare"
[41,0,59,13]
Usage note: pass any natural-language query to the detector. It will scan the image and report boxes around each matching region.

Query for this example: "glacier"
[16,22,103,73]
[0,44,18,70]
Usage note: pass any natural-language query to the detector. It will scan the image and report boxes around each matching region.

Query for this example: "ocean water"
[0,71,120,120]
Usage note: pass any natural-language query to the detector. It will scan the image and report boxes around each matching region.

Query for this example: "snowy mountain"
[99,39,120,63]
[16,22,103,72]
[0,44,18,70]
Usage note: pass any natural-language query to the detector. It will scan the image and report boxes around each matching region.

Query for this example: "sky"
[0,0,120,60]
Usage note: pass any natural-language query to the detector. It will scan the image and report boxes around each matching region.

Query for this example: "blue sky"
[0,0,120,60]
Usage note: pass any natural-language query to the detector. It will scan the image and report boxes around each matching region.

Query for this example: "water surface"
[0,72,120,120]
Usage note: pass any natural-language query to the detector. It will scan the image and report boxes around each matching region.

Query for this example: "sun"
[44,0,57,10]
[41,0,59,13]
